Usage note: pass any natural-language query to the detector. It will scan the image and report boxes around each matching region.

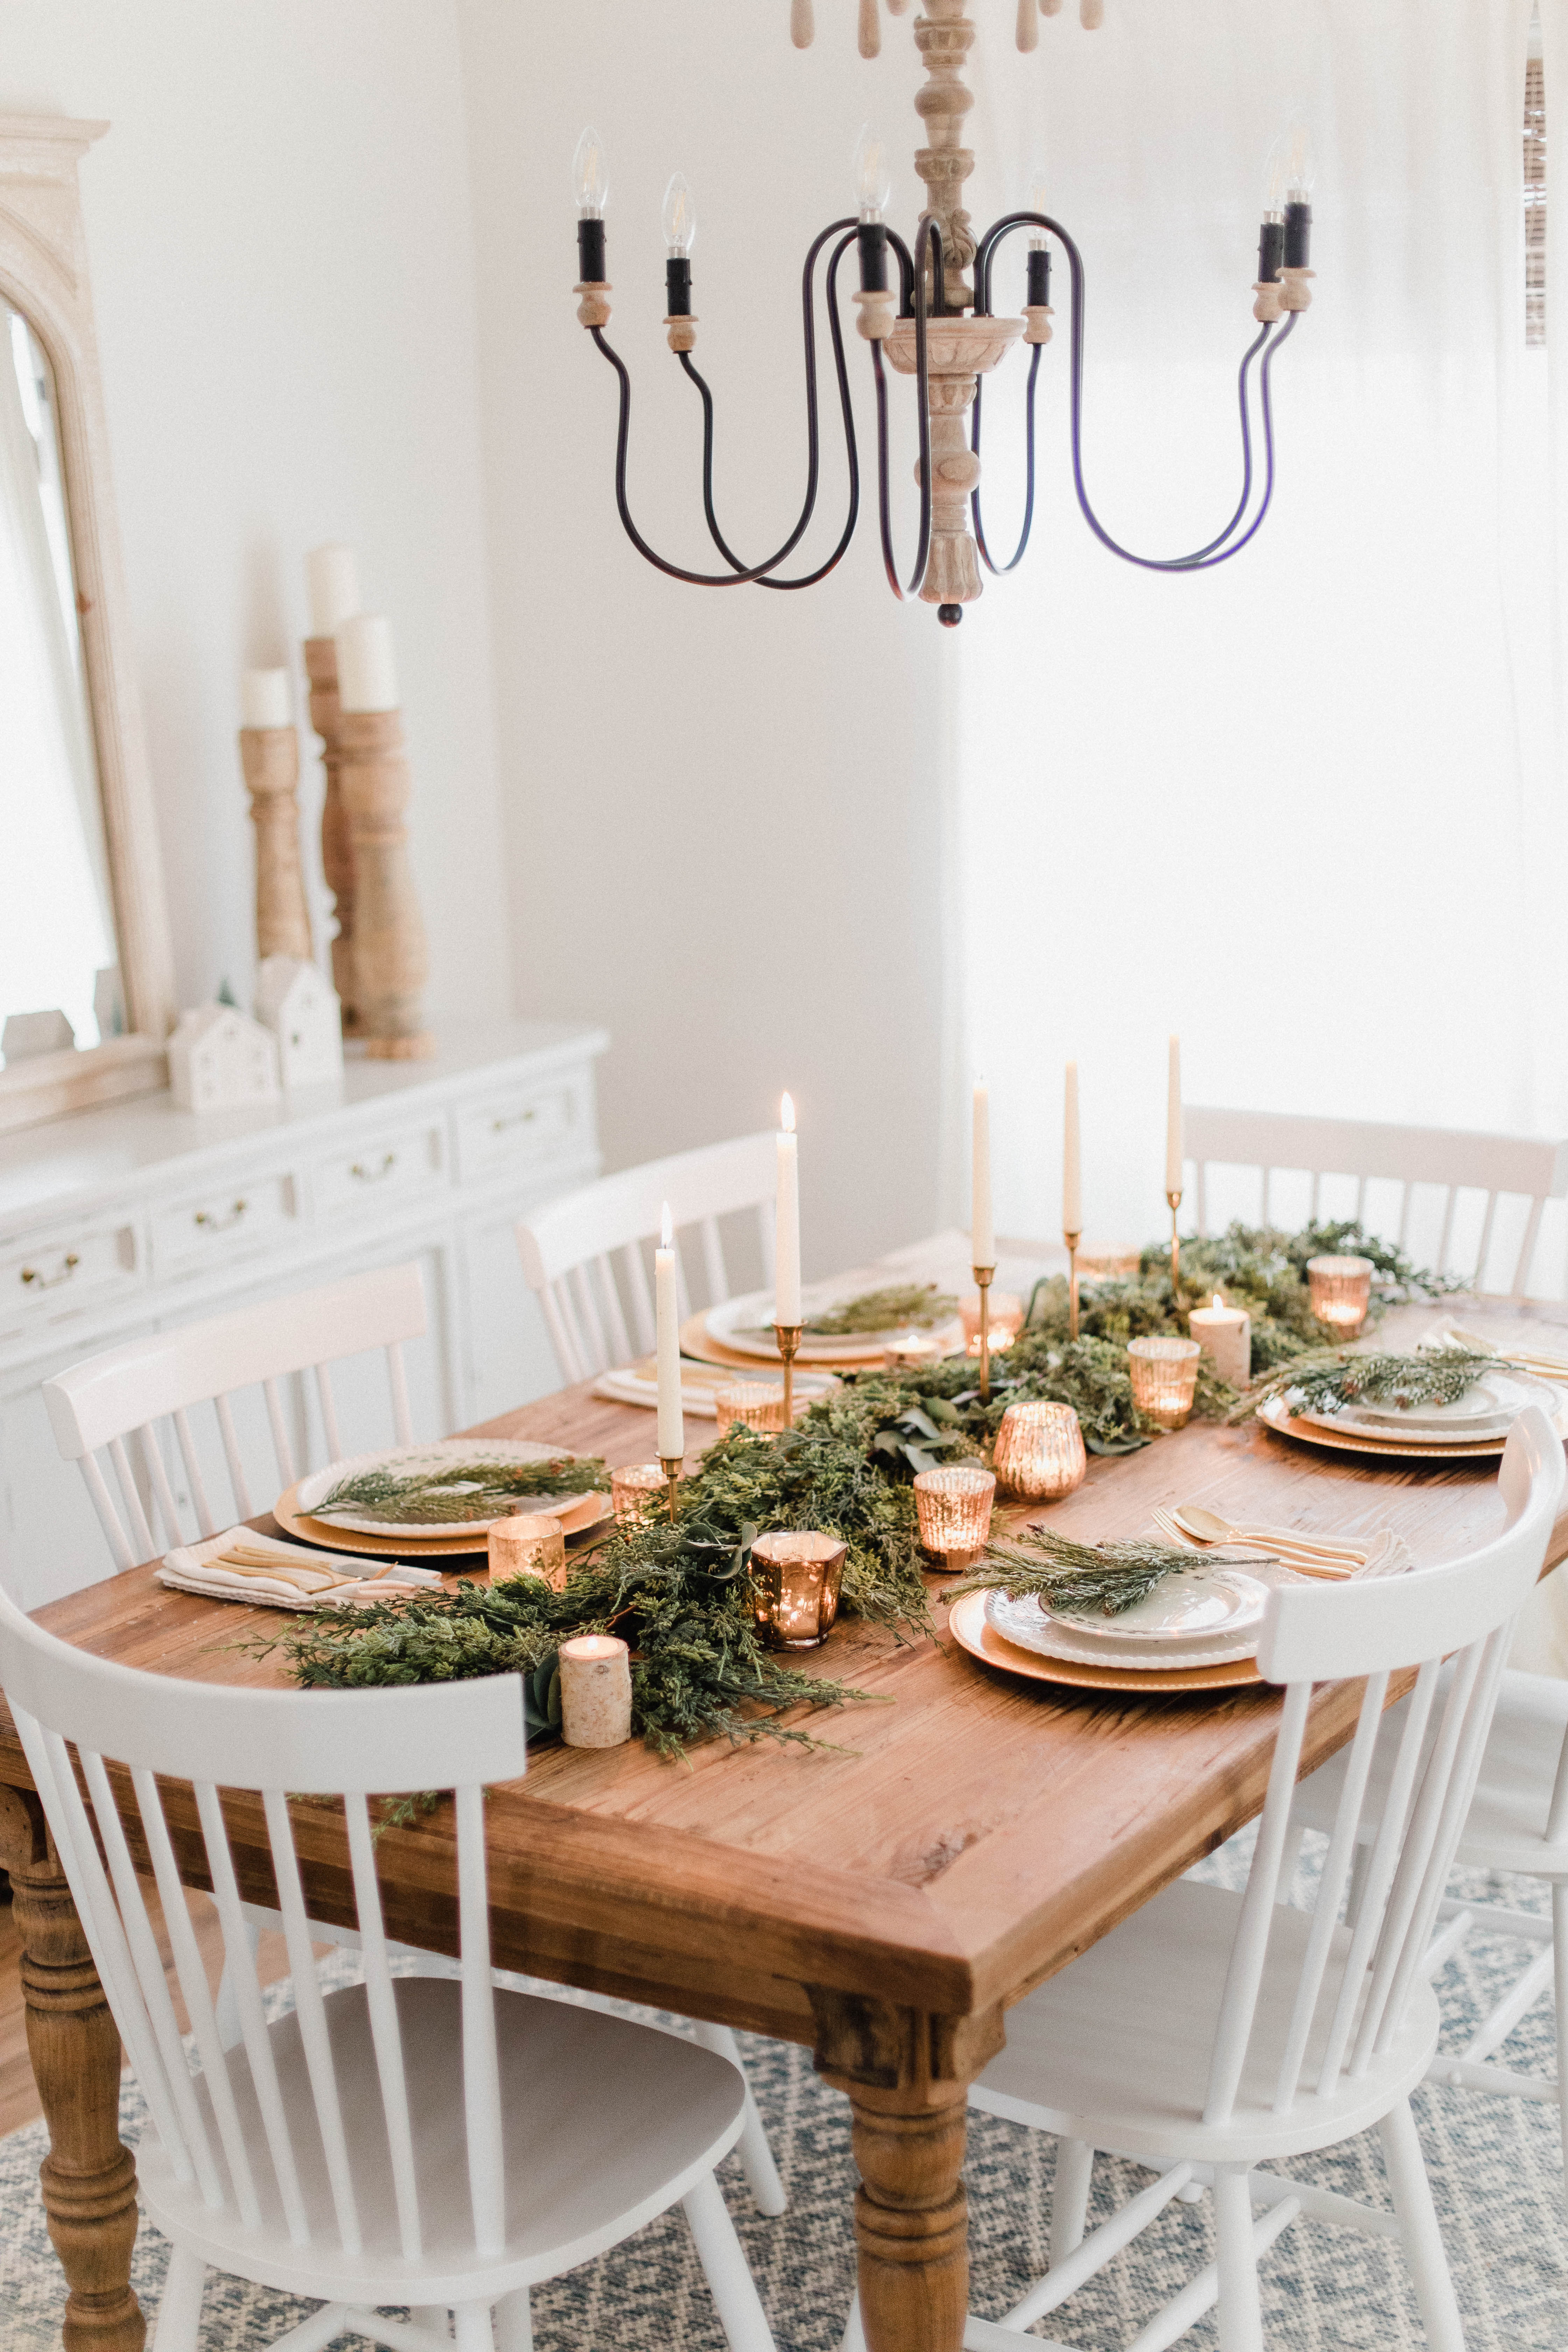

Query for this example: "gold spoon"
[1171,1503,1366,1570]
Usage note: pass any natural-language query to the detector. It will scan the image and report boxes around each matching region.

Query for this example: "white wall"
[0,0,511,1025]
[457,0,951,1278]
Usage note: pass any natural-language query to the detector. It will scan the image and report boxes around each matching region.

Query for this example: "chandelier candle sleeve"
[655,1202,684,1463]
[306,542,360,638]
[1189,1294,1252,1390]
[972,1079,994,1268]
[559,1635,633,1748]
[775,1095,801,1325]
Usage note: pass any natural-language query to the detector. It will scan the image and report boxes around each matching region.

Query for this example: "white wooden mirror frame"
[0,115,174,1133]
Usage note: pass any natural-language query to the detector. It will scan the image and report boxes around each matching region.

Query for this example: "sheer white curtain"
[948,0,1563,1276]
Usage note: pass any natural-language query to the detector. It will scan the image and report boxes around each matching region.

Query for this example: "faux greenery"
[948,1526,1224,1619]
[314,1455,609,1526]
[1230,1345,1502,1424]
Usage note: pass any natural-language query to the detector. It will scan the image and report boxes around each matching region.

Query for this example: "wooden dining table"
[3,1269,1568,2352]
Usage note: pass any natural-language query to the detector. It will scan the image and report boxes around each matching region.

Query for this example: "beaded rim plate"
[1256,1393,1511,1461]
[292,1439,595,1538]
[947,1588,1263,1694]
[273,1482,612,1559]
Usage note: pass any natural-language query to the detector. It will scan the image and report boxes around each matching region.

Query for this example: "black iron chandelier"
[570,0,1315,626]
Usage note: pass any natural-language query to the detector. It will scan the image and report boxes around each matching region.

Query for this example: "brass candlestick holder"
[659,1455,683,1523]
[973,1265,994,1402]
[774,1323,803,1423]
[1167,1191,1183,1294]
[1064,1227,1082,1341]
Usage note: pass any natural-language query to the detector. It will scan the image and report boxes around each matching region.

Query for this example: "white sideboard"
[0,1019,607,1609]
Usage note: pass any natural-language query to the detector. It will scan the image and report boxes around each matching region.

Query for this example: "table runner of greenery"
[262,1217,1456,1754]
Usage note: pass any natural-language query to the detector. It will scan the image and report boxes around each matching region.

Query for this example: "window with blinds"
[1527,51,1545,346]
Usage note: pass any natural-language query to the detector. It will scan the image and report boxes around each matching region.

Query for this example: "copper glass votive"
[1127,1336,1202,1430]
[913,1465,996,1570]
[960,1289,1024,1356]
[992,1401,1087,1501]
[610,1462,666,1526]
[749,1531,847,1649]
[714,1380,794,1436]
[489,1511,568,1587]
[1307,1253,1374,1337]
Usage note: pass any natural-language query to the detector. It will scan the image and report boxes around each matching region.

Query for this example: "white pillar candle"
[655,1200,684,1461]
[1063,1060,1081,1234]
[336,613,399,713]
[1165,1035,1183,1197]
[307,542,360,638]
[559,1634,633,1748]
[972,1078,994,1268]
[775,1093,801,1325]
[1188,1293,1252,1390]
[240,667,292,729]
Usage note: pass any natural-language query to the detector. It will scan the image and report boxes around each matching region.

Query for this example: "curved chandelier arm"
[973,211,1298,574]
[677,228,862,589]
[586,216,857,588]
[969,343,1042,576]
[870,220,938,599]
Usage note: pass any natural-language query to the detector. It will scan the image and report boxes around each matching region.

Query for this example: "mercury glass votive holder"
[610,1462,666,1526]
[713,1379,794,1436]
[1127,1335,1203,1430]
[1307,1253,1375,1338]
[488,1510,568,1587]
[960,1289,1024,1356]
[913,1465,996,1570]
[992,1401,1087,1502]
[749,1531,848,1650]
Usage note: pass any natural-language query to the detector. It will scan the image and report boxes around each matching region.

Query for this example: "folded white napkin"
[593,1358,837,1417]
[160,1525,447,1612]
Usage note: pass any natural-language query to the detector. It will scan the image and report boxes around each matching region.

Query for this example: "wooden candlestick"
[303,637,360,1034]
[336,706,435,1060]
[238,726,312,966]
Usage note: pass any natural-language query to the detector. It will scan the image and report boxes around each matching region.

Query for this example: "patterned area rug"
[1,1856,1564,2350]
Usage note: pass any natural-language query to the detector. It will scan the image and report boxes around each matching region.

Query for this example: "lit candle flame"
[660,1200,673,1249]
[780,1091,795,1134]
[1213,1293,1223,1311]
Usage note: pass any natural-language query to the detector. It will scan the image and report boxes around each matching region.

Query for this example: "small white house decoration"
[167,1004,280,1113]
[255,955,343,1089]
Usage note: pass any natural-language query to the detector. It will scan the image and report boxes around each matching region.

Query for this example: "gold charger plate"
[678,1313,888,1375]
[946,1588,1263,1695]
[1256,1393,1507,1463]
[273,1484,613,1559]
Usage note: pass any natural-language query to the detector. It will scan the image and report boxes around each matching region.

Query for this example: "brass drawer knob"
[21,1252,80,1289]
[194,1200,248,1232]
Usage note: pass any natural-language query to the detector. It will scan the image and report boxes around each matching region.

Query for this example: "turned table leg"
[0,1786,145,2352]
[811,1988,1004,2352]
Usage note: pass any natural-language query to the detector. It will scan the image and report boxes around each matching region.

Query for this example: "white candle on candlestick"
[1063,1061,1081,1234]
[775,1093,801,1325]
[655,1201,684,1460]
[336,613,399,713]
[1166,1035,1183,1197]
[972,1079,994,1268]
[306,542,360,638]
[240,667,292,729]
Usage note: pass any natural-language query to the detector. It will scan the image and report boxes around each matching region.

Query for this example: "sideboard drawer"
[455,1078,587,1186]
[314,1121,447,1218]
[0,1216,141,1336]
[152,1170,301,1277]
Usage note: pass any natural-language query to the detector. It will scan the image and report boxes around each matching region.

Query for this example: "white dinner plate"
[1343,1367,1556,1431]
[986,1561,1270,1648]
[295,1440,595,1538]
[984,1585,1262,1673]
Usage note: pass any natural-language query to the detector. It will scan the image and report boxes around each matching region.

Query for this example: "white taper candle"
[335,613,399,713]
[240,667,292,728]
[775,1094,801,1325]
[1166,1036,1183,1196]
[306,542,360,638]
[655,1200,684,1460]
[1063,1061,1081,1233]
[972,1079,994,1268]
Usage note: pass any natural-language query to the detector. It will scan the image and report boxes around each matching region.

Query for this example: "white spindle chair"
[0,1607,776,2352]
[516,1133,777,1385]
[40,1263,426,1573]
[1185,1105,1568,1298]
[922,1410,1561,2352]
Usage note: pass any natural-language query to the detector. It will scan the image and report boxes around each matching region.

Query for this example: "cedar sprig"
[1228,1345,1503,1425]
[314,1455,608,1525]
[796,1283,958,1337]
[948,1527,1217,1619]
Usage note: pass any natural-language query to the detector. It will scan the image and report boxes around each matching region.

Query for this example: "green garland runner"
[262,1216,1460,1757]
